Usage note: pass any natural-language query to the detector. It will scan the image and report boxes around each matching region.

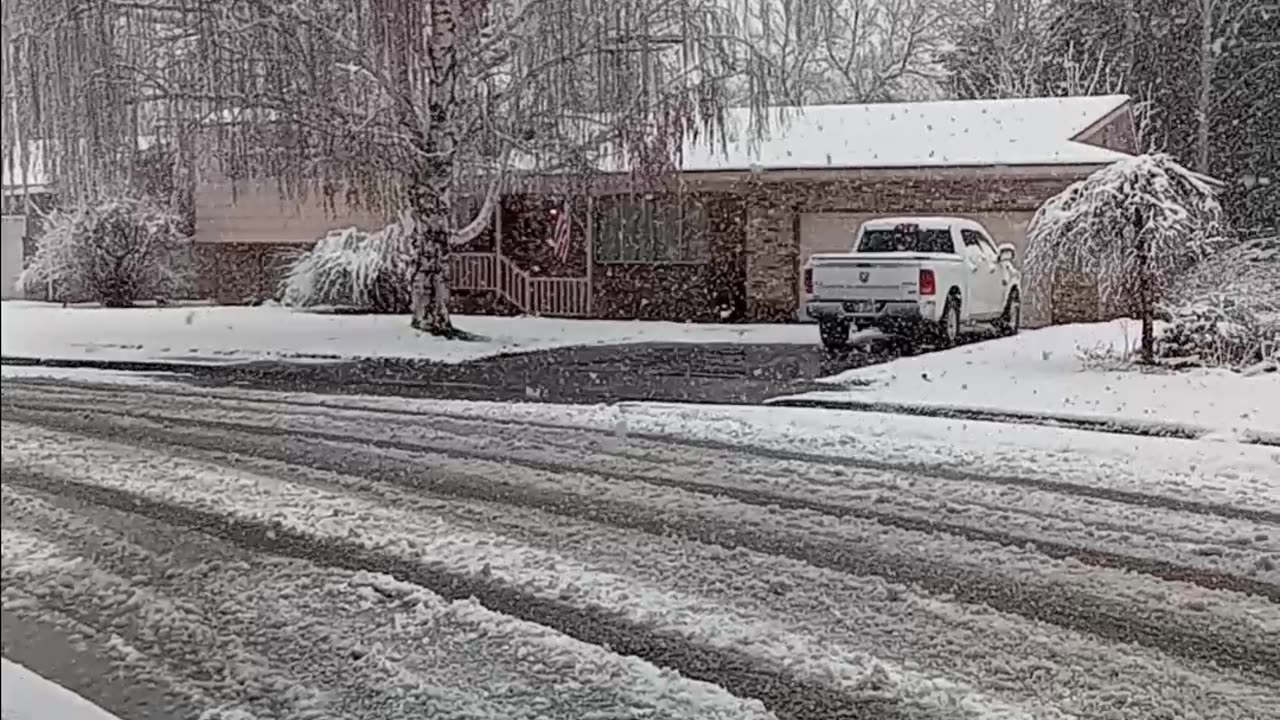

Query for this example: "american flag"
[548,200,572,262]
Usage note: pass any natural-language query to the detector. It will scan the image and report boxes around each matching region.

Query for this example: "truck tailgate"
[810,256,924,300]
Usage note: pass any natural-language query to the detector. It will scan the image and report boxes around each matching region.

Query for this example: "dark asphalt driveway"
[4,341,891,404]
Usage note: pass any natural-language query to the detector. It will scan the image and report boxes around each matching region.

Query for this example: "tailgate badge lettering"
[858,271,870,283]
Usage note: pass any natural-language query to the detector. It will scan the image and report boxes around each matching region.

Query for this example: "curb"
[1,356,217,373]
[765,397,1280,447]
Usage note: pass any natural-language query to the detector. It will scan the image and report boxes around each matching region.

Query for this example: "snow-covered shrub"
[1156,294,1274,369]
[1075,341,1137,371]
[1156,235,1280,370]
[279,216,414,312]
[19,198,191,306]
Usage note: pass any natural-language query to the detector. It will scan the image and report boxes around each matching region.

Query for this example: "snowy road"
[2,378,1278,720]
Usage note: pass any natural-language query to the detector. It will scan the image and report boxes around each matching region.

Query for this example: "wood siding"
[1075,107,1140,155]
[195,180,387,245]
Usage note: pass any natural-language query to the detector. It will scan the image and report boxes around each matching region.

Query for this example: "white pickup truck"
[803,217,1022,351]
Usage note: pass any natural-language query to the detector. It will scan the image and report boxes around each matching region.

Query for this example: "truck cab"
[803,217,1022,351]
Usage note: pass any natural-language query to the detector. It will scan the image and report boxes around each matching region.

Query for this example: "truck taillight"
[803,267,814,295]
[918,268,936,296]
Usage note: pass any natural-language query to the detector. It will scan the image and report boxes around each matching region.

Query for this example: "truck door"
[959,229,997,315]
[975,234,1009,316]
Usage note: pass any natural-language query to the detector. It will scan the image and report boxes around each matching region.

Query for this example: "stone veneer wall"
[744,201,799,321]
[1050,272,1102,324]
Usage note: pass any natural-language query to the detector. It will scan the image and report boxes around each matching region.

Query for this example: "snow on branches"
[19,197,191,307]
[1157,235,1280,370]
[1024,154,1225,359]
[279,216,417,313]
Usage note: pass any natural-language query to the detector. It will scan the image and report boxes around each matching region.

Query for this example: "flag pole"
[585,193,594,316]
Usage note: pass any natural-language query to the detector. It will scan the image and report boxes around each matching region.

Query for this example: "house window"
[594,194,709,263]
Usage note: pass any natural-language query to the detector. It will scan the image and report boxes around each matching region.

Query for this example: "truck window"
[976,236,1000,261]
[962,229,998,258]
[858,228,954,253]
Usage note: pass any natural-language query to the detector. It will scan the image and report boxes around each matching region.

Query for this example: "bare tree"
[746,0,826,104]
[815,0,945,102]
[1024,154,1225,362]
[1191,0,1268,174]
[4,0,789,337]
[941,0,1132,100]
[746,0,944,104]
[941,0,1053,98]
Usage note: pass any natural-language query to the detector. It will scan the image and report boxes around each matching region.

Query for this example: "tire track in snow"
[1,601,224,720]
[6,408,1278,679]
[10,397,1275,602]
[1,486,779,720]
[202,398,1280,589]
[156,444,1280,720]
[26,380,1272,584]
[8,380,1275,525]
[0,464,938,720]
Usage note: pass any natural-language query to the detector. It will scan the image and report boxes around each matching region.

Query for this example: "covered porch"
[448,187,745,321]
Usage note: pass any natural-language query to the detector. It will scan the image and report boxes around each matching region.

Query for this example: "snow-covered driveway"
[2,376,1277,719]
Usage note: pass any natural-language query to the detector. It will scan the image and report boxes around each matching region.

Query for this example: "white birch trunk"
[409,0,462,337]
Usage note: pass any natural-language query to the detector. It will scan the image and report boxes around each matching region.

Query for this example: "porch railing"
[451,252,590,317]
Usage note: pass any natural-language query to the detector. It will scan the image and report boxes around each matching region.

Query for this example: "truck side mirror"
[997,244,1016,263]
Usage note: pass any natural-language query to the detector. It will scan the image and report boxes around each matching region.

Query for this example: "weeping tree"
[1024,154,1225,362]
[3,0,791,337]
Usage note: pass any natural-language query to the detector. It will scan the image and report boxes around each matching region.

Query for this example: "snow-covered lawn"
[2,659,123,720]
[0,301,817,365]
[770,320,1280,437]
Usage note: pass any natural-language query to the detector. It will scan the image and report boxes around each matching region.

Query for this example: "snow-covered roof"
[1,143,50,193]
[679,95,1132,172]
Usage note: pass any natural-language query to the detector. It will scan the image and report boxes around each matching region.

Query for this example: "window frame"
[961,228,999,262]
[975,235,1000,262]
[593,193,711,265]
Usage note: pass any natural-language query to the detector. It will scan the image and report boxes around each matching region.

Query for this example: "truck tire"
[937,296,961,348]
[819,319,852,351]
[997,288,1021,336]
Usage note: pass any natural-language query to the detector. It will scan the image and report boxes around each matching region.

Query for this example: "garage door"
[796,211,1040,324]
[797,213,876,321]
[1,215,26,299]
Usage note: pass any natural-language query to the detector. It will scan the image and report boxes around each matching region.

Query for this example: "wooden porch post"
[494,194,503,258]
[585,194,594,316]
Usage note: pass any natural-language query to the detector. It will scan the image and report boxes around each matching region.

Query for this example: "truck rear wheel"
[937,296,961,348]
[819,319,852,351]
[996,289,1021,336]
